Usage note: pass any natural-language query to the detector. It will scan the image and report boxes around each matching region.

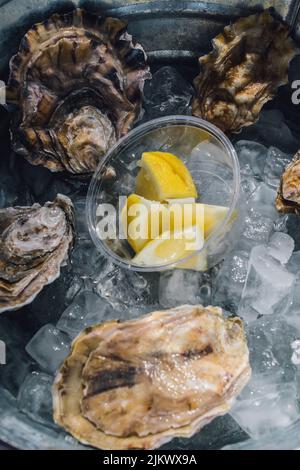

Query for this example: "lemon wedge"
[121,194,163,253]
[121,195,204,253]
[202,203,231,237]
[122,194,232,254]
[132,224,206,270]
[135,151,197,201]
[167,201,230,238]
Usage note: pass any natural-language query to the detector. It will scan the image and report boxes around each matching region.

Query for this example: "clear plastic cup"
[86,115,241,272]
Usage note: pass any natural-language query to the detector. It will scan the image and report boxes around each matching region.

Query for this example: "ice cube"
[240,183,278,248]
[143,66,193,119]
[238,245,296,321]
[235,140,267,179]
[70,238,105,278]
[213,250,249,312]
[287,250,300,274]
[73,198,89,240]
[95,260,152,310]
[22,268,81,330]
[230,380,299,439]
[278,255,300,332]
[17,371,56,427]
[286,296,300,332]
[259,317,300,380]
[64,275,85,304]
[159,270,211,308]
[285,252,300,329]
[232,313,300,439]
[0,386,16,410]
[285,214,300,251]
[113,172,136,196]
[189,141,228,167]
[246,326,281,378]
[187,141,234,205]
[234,140,266,198]
[267,232,294,264]
[240,175,260,198]
[284,274,300,330]
[241,209,274,247]
[291,340,300,366]
[0,350,33,397]
[223,420,300,450]
[0,316,35,397]
[25,324,71,374]
[273,214,289,234]
[248,183,278,219]
[263,146,292,188]
[57,291,119,338]
[246,317,295,379]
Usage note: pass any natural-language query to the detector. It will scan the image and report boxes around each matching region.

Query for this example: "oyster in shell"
[53,305,250,450]
[192,11,296,133]
[0,195,75,313]
[7,9,150,176]
[276,150,300,215]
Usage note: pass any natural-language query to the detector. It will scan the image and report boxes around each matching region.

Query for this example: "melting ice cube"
[230,379,299,439]
[263,146,292,188]
[25,324,71,374]
[17,371,56,427]
[267,232,294,265]
[238,245,295,321]
[159,270,211,308]
[57,291,119,338]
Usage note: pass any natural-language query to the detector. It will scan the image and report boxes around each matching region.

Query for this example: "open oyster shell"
[7,9,150,176]
[0,194,75,313]
[276,150,300,215]
[192,11,296,133]
[53,304,250,450]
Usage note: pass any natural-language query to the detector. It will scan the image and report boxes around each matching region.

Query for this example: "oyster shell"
[276,150,300,215]
[0,195,75,313]
[7,9,150,176]
[53,305,250,450]
[192,11,296,133]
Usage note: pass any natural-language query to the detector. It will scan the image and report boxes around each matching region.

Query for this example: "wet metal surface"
[0,1,299,75]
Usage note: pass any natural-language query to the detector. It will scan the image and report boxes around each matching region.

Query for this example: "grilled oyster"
[276,150,300,215]
[0,195,74,313]
[192,11,296,133]
[53,305,250,450]
[7,9,150,176]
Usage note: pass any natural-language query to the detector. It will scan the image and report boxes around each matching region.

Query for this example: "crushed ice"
[1,66,300,449]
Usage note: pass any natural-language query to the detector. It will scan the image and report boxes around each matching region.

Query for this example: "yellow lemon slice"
[121,194,163,253]
[202,203,231,237]
[135,151,197,201]
[132,224,206,270]
[167,201,231,238]
[122,196,204,253]
[122,193,232,254]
